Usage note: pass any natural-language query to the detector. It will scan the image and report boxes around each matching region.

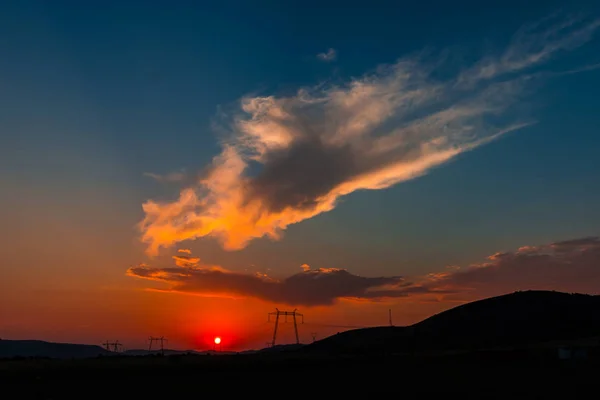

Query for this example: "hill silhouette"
[0,340,110,359]
[306,290,600,354]
[0,340,305,359]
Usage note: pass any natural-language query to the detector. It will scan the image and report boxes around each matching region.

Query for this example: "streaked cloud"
[171,254,200,267]
[127,236,600,306]
[458,14,600,86]
[408,236,600,301]
[126,255,418,306]
[143,171,186,183]
[317,48,337,62]
[139,15,599,256]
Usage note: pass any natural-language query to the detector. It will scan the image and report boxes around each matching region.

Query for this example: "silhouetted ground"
[306,290,600,354]
[1,350,600,398]
[5,291,600,398]
[0,340,110,359]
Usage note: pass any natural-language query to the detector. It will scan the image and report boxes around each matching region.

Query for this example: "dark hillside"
[306,291,600,354]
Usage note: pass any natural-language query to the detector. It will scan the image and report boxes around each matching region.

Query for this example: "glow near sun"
[214,337,221,345]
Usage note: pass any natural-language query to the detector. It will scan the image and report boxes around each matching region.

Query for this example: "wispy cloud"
[317,48,337,62]
[458,14,600,86]
[406,236,600,301]
[143,171,186,183]
[138,15,599,256]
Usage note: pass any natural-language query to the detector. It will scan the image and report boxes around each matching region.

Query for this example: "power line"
[303,322,368,329]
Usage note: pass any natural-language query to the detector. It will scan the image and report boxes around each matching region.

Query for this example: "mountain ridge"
[304,290,600,354]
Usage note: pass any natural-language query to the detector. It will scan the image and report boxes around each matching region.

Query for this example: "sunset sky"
[2,1,600,351]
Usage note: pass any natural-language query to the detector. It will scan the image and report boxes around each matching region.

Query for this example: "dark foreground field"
[1,350,599,398]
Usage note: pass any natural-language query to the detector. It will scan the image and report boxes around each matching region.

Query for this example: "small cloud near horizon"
[127,256,417,306]
[317,48,337,62]
[127,235,600,306]
[415,236,600,301]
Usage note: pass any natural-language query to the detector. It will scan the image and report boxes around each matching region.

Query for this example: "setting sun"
[214,337,221,345]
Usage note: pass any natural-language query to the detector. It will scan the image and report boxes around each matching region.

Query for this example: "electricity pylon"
[148,336,167,355]
[268,308,304,347]
[103,340,123,352]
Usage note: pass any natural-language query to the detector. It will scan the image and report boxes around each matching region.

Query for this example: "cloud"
[126,254,415,306]
[172,254,201,267]
[138,15,599,256]
[413,236,600,299]
[127,236,600,306]
[178,248,191,254]
[317,48,337,62]
[143,171,186,183]
[458,14,600,86]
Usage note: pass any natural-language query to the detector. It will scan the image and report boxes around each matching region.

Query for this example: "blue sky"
[2,1,600,296]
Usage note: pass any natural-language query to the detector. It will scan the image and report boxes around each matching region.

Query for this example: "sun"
[214,337,221,345]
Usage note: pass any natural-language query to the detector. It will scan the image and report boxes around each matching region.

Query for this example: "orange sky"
[3,8,600,352]
[0,276,452,351]
[0,174,453,351]
[2,180,600,351]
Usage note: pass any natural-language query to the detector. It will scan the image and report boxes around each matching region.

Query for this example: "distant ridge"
[0,343,243,359]
[256,343,304,353]
[0,340,110,359]
[0,341,298,359]
[305,290,600,354]
[122,349,203,356]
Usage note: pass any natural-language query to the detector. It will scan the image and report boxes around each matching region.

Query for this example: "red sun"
[214,337,221,345]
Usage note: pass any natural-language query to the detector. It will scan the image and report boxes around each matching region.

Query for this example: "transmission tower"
[148,336,168,355]
[311,332,317,343]
[103,340,123,352]
[267,308,304,347]
[389,308,393,327]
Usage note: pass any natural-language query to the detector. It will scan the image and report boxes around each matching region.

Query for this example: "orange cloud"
[138,17,598,256]
[172,255,200,267]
